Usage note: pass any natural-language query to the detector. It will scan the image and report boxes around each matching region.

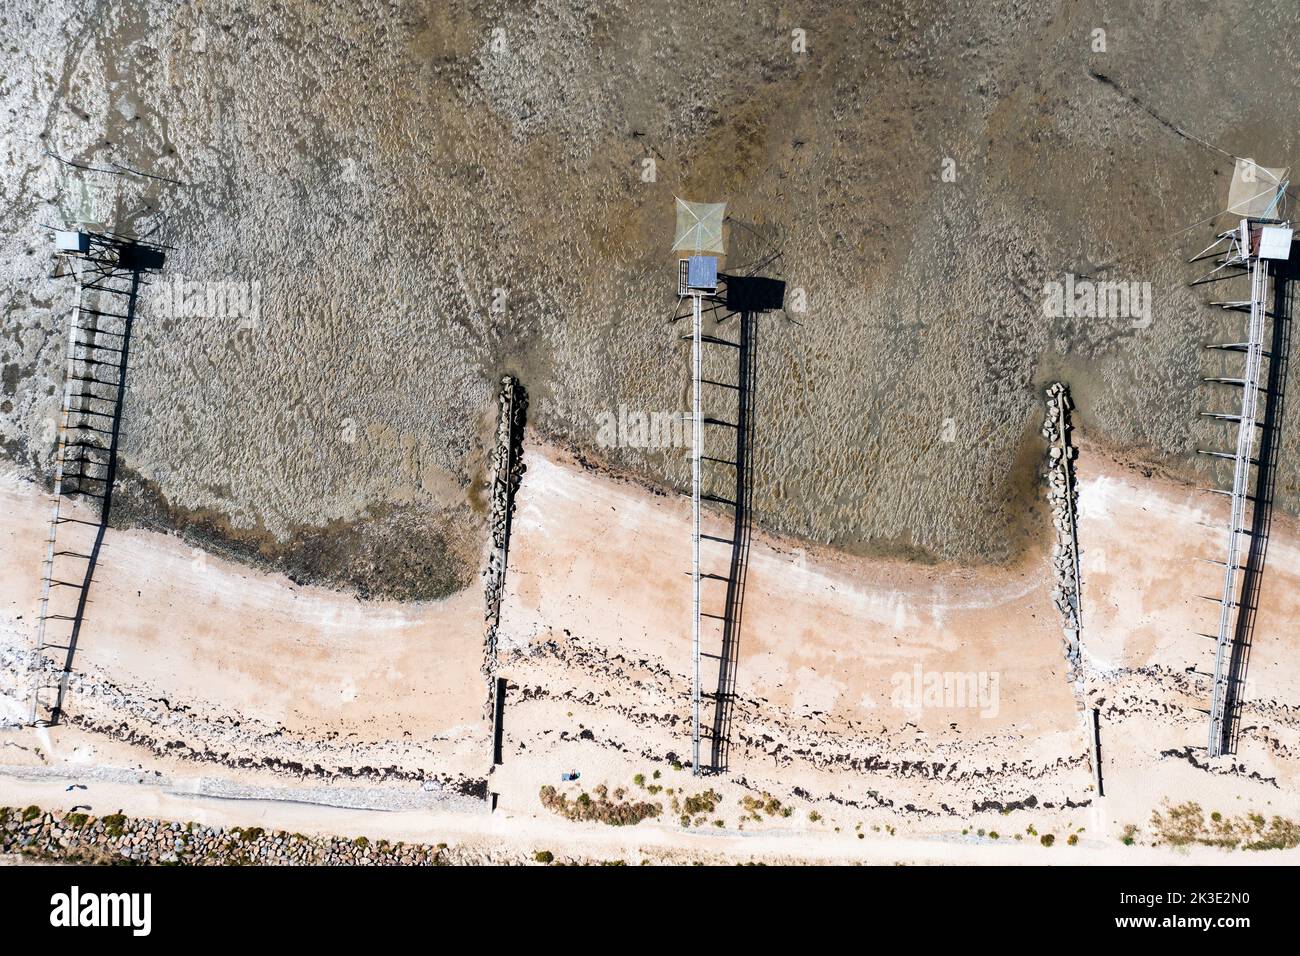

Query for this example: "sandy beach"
[3,431,1299,864]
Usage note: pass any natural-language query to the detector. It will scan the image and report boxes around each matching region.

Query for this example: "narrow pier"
[30,231,165,726]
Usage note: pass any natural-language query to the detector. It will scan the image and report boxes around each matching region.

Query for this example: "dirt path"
[5,768,1295,867]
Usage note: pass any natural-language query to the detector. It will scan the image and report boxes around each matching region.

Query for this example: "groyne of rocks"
[482,376,527,716]
[1040,382,1102,795]
[1041,382,1083,691]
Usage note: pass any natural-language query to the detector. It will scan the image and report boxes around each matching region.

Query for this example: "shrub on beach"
[538,785,661,827]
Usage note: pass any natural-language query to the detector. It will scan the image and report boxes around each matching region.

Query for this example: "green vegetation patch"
[539,786,661,827]
[1149,802,1300,851]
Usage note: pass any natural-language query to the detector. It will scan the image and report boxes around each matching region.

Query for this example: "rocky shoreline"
[0,641,487,799]
[0,805,482,866]
[502,628,1096,819]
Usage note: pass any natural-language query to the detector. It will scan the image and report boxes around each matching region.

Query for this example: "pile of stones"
[1041,382,1082,688]
[0,805,463,866]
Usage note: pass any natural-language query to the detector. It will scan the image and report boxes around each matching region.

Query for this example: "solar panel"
[1259,225,1293,260]
[686,255,717,290]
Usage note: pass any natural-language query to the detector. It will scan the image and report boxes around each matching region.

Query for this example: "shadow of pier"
[704,308,758,773]
[31,232,165,725]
